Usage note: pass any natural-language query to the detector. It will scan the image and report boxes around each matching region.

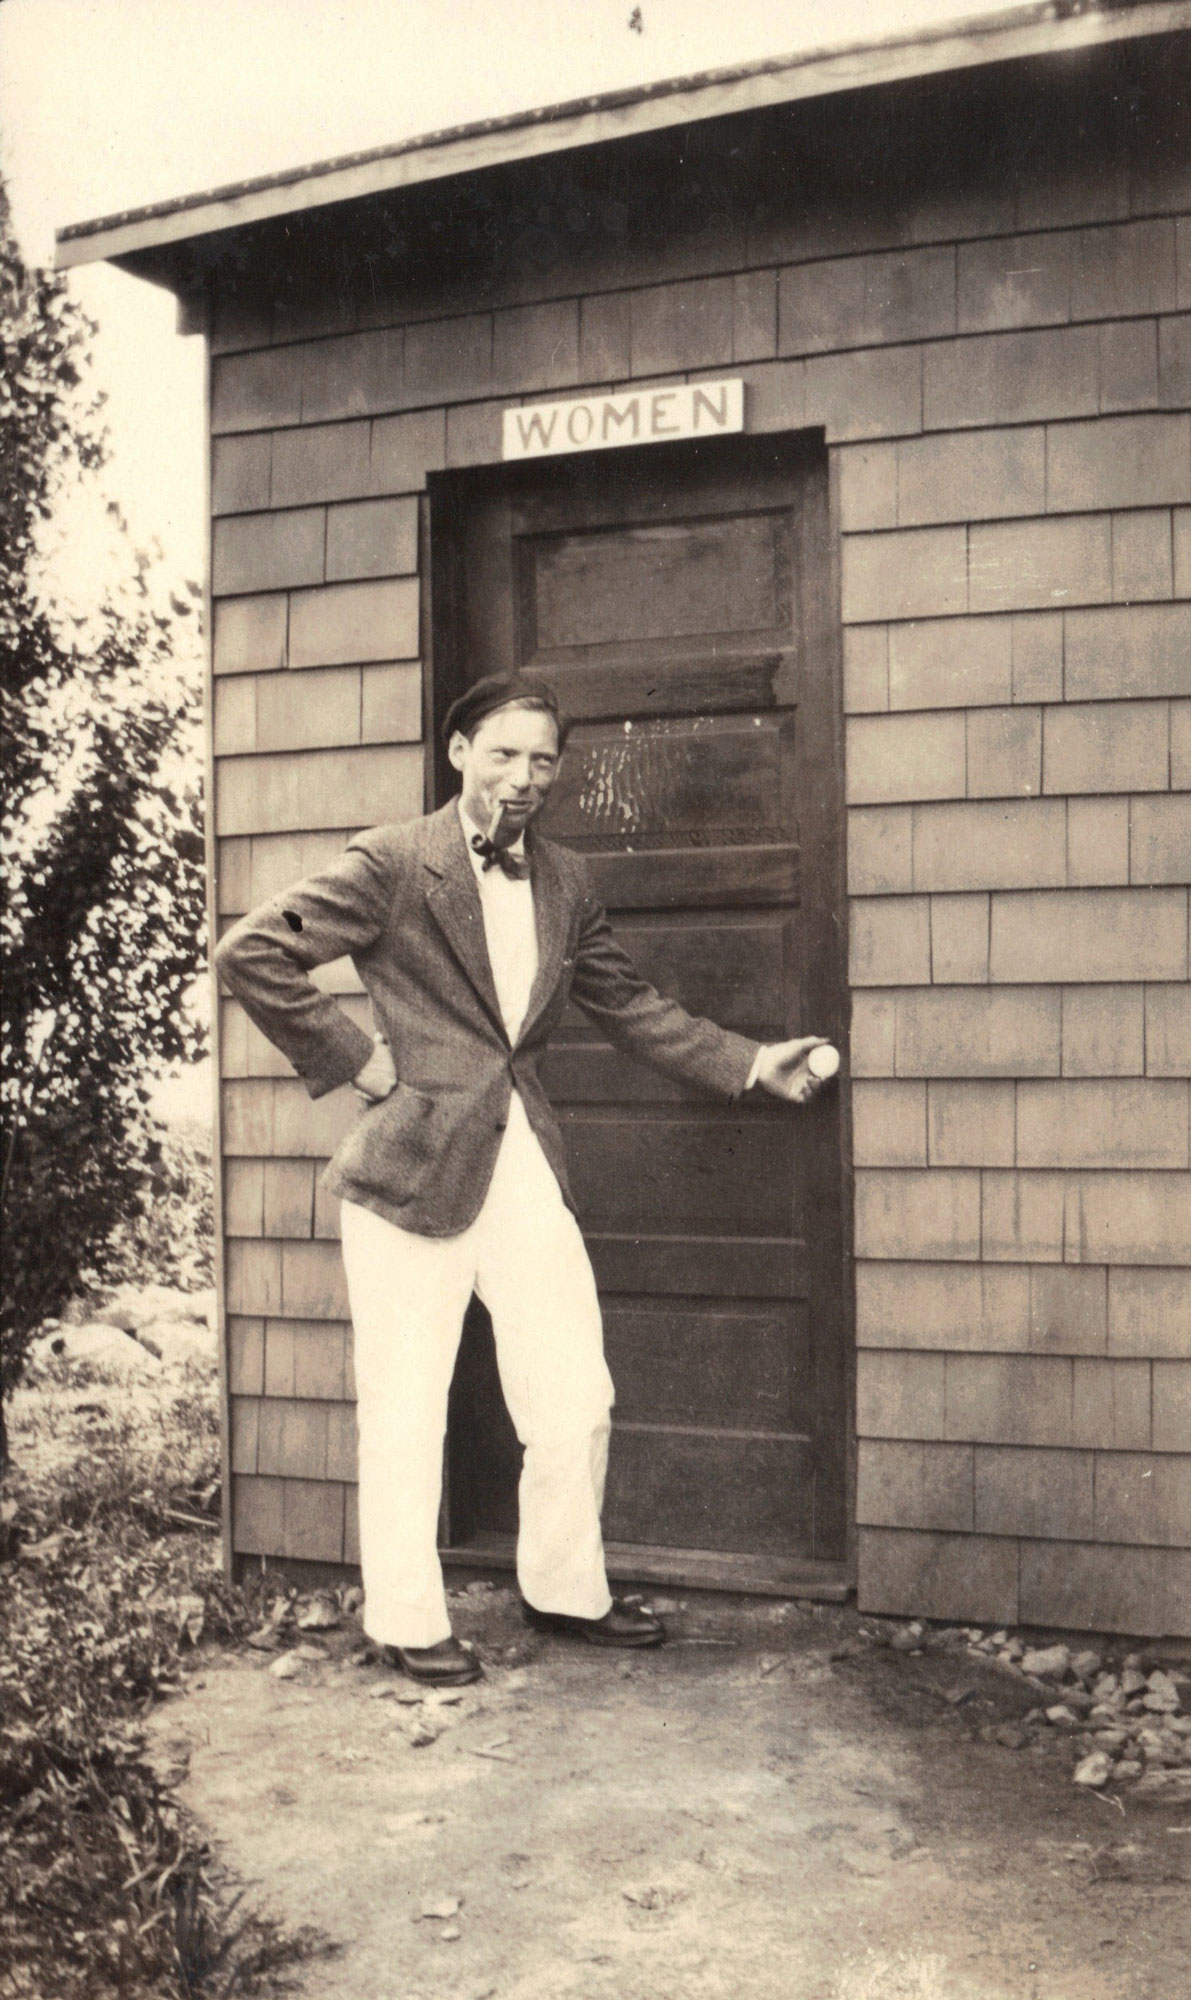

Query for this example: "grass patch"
[1,1362,337,1998]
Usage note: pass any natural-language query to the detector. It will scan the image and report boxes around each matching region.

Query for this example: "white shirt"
[458,801,765,1087]
[459,803,539,1045]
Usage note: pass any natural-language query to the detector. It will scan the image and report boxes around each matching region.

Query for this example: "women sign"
[503,379,744,460]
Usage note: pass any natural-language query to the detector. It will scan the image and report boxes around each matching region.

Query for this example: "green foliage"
[0,176,208,1453]
[0,1382,335,1996]
[104,1122,216,1296]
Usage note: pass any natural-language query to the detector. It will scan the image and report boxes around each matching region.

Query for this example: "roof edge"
[56,2,1191,271]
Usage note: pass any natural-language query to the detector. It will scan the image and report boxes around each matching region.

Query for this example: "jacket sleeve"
[567,877,761,1102]
[213,831,396,1099]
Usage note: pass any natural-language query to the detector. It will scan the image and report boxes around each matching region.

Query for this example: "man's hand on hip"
[752,1037,833,1105]
[352,1035,398,1102]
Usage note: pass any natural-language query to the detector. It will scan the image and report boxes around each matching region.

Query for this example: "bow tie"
[471,833,529,881]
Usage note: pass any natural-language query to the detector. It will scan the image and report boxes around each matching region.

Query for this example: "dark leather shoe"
[521,1596,666,1648]
[382,1636,483,1685]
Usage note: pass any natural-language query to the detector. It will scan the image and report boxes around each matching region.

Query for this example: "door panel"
[546,714,789,843]
[433,431,847,1577]
[562,1112,797,1237]
[602,1432,814,1553]
[522,512,787,653]
[586,1232,805,1301]
[602,1305,810,1429]
[581,844,798,912]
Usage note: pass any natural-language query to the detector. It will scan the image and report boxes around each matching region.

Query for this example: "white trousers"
[340,1091,615,1648]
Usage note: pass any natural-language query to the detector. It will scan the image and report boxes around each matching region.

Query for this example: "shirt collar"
[458,798,527,869]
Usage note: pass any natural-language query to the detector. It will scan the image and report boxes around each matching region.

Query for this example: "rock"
[296,1595,340,1631]
[622,1885,683,1911]
[1138,1729,1180,1766]
[1093,1729,1129,1752]
[139,1320,217,1368]
[1070,1649,1102,1681]
[270,1653,303,1680]
[890,1624,924,1653]
[175,1594,205,1645]
[1073,1751,1113,1789]
[1020,1644,1071,1679]
[1092,1673,1120,1702]
[293,1643,327,1663]
[31,1323,162,1378]
[1046,1704,1081,1728]
[994,1723,1030,1749]
[341,1586,365,1616]
[417,1895,461,1921]
[1131,1769,1191,1800]
[1088,1705,1122,1726]
[1120,1668,1147,1696]
[438,1927,461,1943]
[1167,1715,1191,1738]
[101,1283,214,1332]
[1115,1759,1143,1780]
[404,1718,440,1748]
[999,1639,1024,1663]
[1143,1671,1181,1713]
[245,1627,278,1652]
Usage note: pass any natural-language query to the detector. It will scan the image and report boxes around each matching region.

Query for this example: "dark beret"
[441,673,568,747]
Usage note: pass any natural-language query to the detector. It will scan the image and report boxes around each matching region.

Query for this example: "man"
[215,674,831,1687]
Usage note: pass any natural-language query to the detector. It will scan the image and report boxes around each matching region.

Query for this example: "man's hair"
[441,673,570,750]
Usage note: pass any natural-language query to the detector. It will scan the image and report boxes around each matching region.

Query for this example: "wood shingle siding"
[188,42,1191,1613]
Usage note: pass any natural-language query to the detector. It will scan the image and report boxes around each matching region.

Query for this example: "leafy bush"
[0,1387,333,1997]
[0,174,207,1465]
[103,1121,215,1295]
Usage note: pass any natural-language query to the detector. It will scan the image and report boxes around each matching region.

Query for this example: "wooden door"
[431,432,849,1592]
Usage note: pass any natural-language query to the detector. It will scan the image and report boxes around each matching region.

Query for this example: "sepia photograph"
[1,3,1189,1996]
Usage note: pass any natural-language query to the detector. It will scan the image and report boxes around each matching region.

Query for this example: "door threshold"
[441,1533,850,1602]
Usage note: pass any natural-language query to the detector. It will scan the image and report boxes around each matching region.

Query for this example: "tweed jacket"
[214,801,761,1236]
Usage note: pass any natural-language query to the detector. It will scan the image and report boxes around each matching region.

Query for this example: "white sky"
[1,0,1015,581]
[0,0,1030,1117]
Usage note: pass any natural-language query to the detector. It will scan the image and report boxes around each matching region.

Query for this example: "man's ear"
[446,730,468,773]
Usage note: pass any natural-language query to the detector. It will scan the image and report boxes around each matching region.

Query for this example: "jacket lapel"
[423,804,506,1039]
[519,834,572,1044]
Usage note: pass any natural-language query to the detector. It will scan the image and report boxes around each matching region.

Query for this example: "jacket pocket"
[335,1081,438,1195]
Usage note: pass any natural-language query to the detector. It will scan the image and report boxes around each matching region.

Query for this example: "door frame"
[423,428,856,1597]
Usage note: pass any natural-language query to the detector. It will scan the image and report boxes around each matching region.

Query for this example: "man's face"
[448,702,562,840]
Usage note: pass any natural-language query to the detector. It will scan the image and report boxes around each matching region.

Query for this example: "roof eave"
[55,1,1191,272]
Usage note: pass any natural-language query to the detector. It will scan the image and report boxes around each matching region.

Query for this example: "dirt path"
[152,1589,1191,2000]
